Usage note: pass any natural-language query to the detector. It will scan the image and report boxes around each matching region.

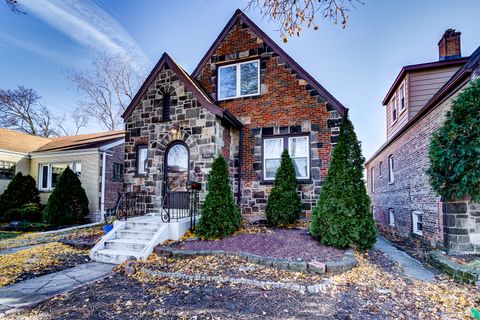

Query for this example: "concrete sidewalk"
[375,236,436,282]
[0,262,113,316]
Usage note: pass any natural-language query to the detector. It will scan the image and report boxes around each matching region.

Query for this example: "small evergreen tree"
[43,167,89,225]
[0,172,40,222]
[195,155,241,239]
[427,79,480,201]
[266,150,302,226]
[311,115,376,251]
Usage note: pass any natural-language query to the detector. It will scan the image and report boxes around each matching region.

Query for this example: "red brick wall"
[104,144,124,210]
[195,19,342,219]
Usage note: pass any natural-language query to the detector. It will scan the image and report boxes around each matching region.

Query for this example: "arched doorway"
[164,142,190,210]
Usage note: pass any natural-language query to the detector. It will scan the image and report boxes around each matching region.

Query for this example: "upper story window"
[379,161,383,178]
[218,60,260,100]
[399,84,406,111]
[371,167,375,192]
[263,135,310,181]
[0,161,15,180]
[136,145,148,176]
[39,162,81,191]
[388,155,394,183]
[391,95,398,124]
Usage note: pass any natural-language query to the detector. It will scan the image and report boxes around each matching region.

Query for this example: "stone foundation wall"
[443,200,480,254]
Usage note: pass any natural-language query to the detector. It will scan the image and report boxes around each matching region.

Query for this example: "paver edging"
[429,250,480,284]
[59,239,95,249]
[140,267,332,294]
[154,246,357,275]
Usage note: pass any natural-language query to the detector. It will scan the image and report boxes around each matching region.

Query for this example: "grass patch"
[0,231,20,240]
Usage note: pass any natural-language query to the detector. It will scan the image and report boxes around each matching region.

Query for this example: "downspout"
[100,151,107,223]
[237,127,244,205]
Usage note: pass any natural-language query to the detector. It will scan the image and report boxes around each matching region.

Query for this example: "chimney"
[438,29,461,61]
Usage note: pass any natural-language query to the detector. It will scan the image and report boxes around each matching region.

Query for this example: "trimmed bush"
[43,167,89,226]
[195,155,241,239]
[310,115,376,251]
[266,150,302,226]
[0,172,40,222]
[427,79,480,201]
[4,203,43,222]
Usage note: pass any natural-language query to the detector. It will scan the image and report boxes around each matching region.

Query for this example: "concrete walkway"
[375,236,436,282]
[0,262,113,316]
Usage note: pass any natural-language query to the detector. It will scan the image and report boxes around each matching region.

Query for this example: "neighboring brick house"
[366,29,480,253]
[0,128,125,222]
[122,9,347,220]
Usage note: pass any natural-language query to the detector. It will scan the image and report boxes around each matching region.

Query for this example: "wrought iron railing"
[160,182,200,230]
[115,191,148,221]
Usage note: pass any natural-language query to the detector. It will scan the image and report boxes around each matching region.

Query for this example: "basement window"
[412,211,423,235]
[389,208,395,227]
[218,60,260,100]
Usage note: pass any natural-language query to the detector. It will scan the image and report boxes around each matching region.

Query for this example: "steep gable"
[192,9,347,116]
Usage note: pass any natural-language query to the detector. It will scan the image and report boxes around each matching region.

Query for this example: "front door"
[165,142,189,209]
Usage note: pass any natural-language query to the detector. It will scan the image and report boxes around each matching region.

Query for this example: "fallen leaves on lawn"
[331,253,479,319]
[0,242,88,287]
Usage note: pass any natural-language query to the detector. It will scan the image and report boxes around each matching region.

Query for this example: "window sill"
[388,181,395,185]
[412,231,423,236]
[399,107,407,115]
[217,93,261,102]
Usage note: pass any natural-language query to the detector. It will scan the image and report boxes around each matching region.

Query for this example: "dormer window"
[391,95,398,124]
[218,60,260,100]
[399,84,405,111]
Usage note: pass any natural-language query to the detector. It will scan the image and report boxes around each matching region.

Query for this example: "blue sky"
[1,0,479,158]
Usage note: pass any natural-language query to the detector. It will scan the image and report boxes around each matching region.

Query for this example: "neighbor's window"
[371,167,375,192]
[136,145,148,175]
[379,161,383,177]
[263,135,310,180]
[389,208,395,227]
[39,162,81,191]
[113,163,123,181]
[0,161,15,180]
[218,60,260,100]
[412,211,423,235]
[391,95,398,123]
[388,155,395,183]
[399,84,405,110]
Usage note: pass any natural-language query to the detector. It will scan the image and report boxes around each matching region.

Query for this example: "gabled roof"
[0,128,125,154]
[382,57,468,105]
[191,9,347,116]
[122,53,224,120]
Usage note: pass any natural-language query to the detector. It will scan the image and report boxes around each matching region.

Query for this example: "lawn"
[0,231,20,240]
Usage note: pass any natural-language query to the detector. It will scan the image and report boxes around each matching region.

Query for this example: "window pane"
[240,61,259,95]
[137,146,148,174]
[289,137,308,157]
[41,165,49,189]
[292,158,308,178]
[219,65,237,99]
[265,159,280,179]
[264,138,283,159]
[167,144,189,192]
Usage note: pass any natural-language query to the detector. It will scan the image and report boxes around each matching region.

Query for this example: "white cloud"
[20,0,149,67]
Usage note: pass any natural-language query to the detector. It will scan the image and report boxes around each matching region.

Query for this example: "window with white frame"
[0,161,15,180]
[389,208,395,227]
[218,60,260,100]
[39,162,81,191]
[263,135,310,180]
[136,145,148,175]
[388,155,394,183]
[379,161,383,178]
[391,95,398,123]
[399,84,405,110]
[371,167,375,192]
[412,211,423,235]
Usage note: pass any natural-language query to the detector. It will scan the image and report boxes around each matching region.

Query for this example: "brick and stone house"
[122,9,347,221]
[366,29,480,253]
[0,128,125,222]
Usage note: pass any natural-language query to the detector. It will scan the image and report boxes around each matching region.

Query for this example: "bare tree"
[55,107,89,136]
[69,52,142,131]
[0,86,56,137]
[246,0,362,42]
[4,0,25,14]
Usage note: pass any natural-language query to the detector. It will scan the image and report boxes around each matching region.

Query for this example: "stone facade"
[194,17,342,219]
[123,66,237,212]
[443,200,480,254]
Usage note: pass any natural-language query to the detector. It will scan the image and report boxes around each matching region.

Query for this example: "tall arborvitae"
[195,155,242,239]
[266,150,302,226]
[311,115,376,251]
[43,167,89,225]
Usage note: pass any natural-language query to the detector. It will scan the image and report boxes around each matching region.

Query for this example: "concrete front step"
[125,221,163,232]
[105,238,149,251]
[116,229,156,240]
[92,248,142,264]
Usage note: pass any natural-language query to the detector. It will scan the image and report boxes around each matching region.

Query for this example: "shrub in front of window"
[310,116,377,251]
[43,167,89,226]
[266,150,302,226]
[427,79,480,202]
[4,203,43,223]
[0,172,40,222]
[195,155,241,239]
